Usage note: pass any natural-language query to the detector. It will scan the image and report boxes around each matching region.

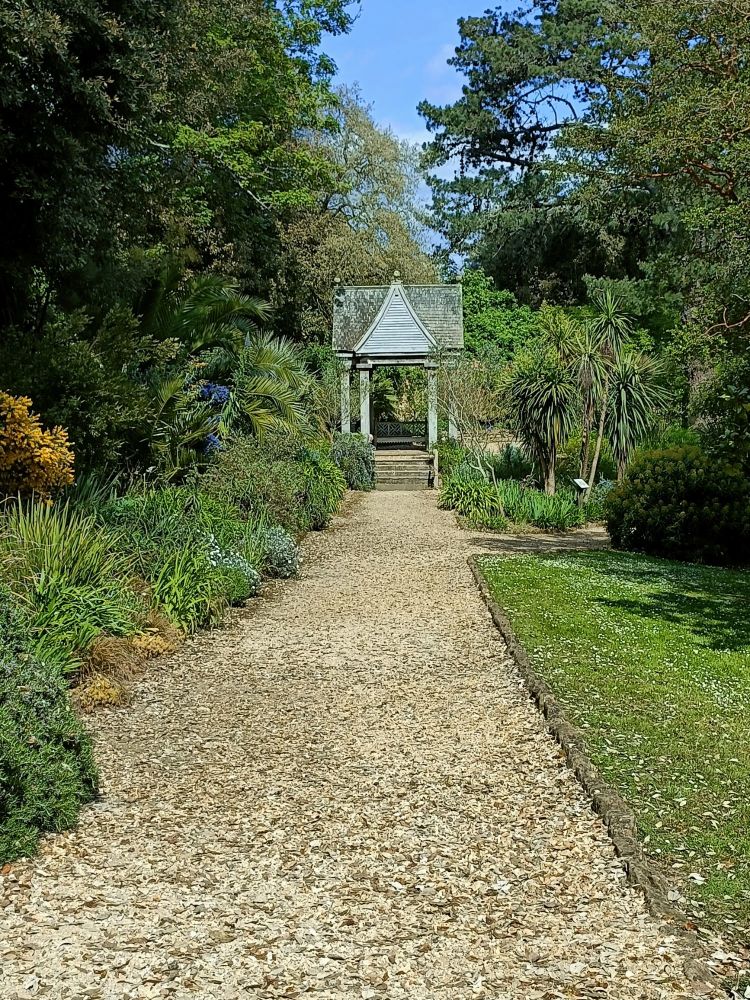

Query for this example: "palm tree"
[146,375,219,482]
[608,352,671,479]
[507,347,579,494]
[222,332,309,438]
[540,309,607,483]
[139,271,271,371]
[587,290,635,492]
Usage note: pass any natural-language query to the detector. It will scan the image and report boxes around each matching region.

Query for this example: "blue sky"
[325,1,498,146]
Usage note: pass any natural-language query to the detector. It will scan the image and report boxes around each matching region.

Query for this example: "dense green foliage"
[0,584,97,862]
[330,433,375,491]
[0,4,435,474]
[421,1,750,472]
[480,551,750,933]
[461,270,538,358]
[438,461,596,533]
[606,447,750,567]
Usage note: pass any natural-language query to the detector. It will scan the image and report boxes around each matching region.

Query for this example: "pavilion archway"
[332,274,464,449]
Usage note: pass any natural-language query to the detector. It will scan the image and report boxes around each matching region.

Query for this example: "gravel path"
[1,493,706,999]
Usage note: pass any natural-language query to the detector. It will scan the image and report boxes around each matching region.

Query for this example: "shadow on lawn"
[596,590,750,653]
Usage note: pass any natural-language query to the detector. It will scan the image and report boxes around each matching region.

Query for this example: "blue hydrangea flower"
[204,433,223,454]
[199,383,230,406]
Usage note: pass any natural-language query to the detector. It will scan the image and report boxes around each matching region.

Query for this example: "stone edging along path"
[468,554,716,981]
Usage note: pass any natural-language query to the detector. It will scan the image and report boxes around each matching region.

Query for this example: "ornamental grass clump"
[0,393,75,500]
[0,501,146,674]
[149,549,228,634]
[439,467,585,532]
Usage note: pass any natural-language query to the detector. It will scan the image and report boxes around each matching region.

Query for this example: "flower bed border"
[468,554,719,987]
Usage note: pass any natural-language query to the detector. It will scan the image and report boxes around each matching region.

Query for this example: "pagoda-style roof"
[333,280,464,358]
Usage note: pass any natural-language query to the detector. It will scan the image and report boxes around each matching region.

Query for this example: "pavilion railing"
[375,420,428,446]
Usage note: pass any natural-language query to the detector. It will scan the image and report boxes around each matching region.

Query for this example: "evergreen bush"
[331,433,374,491]
[606,446,750,565]
[0,651,97,862]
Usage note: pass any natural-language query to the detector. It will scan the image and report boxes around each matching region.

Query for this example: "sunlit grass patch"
[479,550,750,939]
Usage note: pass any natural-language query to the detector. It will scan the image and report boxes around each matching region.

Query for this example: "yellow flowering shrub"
[0,392,75,500]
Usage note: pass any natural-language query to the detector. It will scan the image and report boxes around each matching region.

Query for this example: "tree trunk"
[579,393,593,481]
[617,455,627,481]
[587,394,609,500]
[545,445,556,495]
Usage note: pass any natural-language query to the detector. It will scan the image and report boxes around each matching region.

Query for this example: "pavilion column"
[359,367,372,440]
[340,368,351,434]
[427,365,438,449]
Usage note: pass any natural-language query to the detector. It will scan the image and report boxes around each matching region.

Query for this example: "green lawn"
[479,550,750,939]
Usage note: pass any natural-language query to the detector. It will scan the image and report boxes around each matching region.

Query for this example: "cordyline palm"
[222,332,308,438]
[508,347,579,494]
[540,309,607,482]
[587,290,634,493]
[608,352,671,479]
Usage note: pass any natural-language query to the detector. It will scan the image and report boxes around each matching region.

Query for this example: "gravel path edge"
[467,554,718,989]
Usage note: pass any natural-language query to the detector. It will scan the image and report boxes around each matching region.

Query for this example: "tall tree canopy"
[274,87,438,341]
[420,0,750,464]
[0,0,354,327]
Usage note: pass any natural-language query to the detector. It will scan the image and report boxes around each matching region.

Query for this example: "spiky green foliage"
[224,333,308,438]
[506,347,579,494]
[139,273,271,367]
[607,352,671,478]
[0,501,145,673]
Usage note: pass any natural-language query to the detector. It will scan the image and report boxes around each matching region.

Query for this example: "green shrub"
[558,433,617,485]
[150,550,228,633]
[606,446,750,565]
[0,583,30,656]
[260,526,300,579]
[440,468,585,532]
[99,487,268,622]
[201,437,309,532]
[495,480,585,532]
[0,652,97,862]
[482,444,533,482]
[331,433,374,491]
[435,439,468,479]
[439,471,507,529]
[0,502,145,672]
[31,580,145,674]
[0,501,126,591]
[300,451,347,530]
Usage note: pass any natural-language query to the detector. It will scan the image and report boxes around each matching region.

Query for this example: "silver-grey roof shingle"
[333,284,464,353]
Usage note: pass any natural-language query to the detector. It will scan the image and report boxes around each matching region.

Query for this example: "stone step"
[375,463,432,474]
[375,449,434,491]
[375,483,433,492]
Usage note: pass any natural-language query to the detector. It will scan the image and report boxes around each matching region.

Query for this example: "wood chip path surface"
[1,493,709,999]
